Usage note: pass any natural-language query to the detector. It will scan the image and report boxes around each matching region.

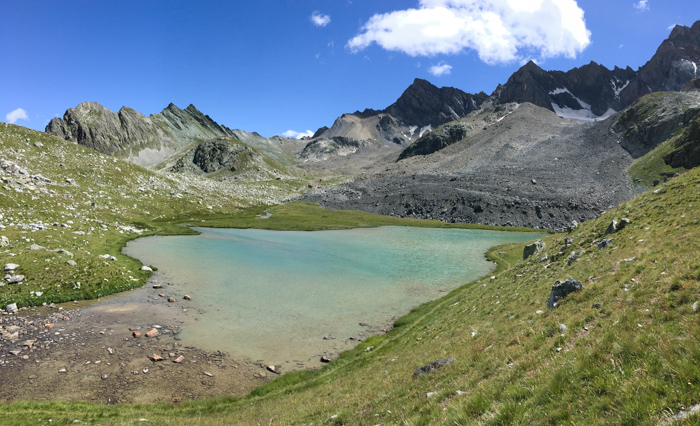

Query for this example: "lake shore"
[0,271,393,405]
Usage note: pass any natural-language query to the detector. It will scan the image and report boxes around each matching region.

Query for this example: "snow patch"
[419,125,433,138]
[549,87,593,110]
[611,79,630,98]
[408,126,418,136]
[693,61,698,77]
[549,88,569,96]
[551,104,617,123]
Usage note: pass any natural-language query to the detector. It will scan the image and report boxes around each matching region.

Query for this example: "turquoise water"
[123,226,541,366]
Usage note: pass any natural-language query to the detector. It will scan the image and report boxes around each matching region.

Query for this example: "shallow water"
[123,226,541,366]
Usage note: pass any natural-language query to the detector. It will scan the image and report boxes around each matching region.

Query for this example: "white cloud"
[347,0,591,64]
[311,11,331,27]
[429,62,453,76]
[5,108,28,124]
[282,129,314,139]
[634,0,649,12]
[668,23,678,31]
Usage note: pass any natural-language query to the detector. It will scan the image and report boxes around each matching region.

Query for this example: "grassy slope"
[0,136,697,424]
[0,124,311,308]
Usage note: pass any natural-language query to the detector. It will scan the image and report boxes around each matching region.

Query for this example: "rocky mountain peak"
[619,22,700,105]
[385,78,487,128]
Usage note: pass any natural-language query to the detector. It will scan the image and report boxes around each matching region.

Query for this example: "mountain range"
[45,21,700,230]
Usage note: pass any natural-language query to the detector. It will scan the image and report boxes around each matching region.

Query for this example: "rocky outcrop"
[612,91,700,158]
[546,277,583,309]
[397,103,518,160]
[664,114,700,169]
[299,137,368,161]
[46,102,166,157]
[398,122,473,160]
[523,240,545,260]
[170,138,262,175]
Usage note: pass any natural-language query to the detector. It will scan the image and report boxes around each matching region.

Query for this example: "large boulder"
[524,239,546,260]
[547,277,584,309]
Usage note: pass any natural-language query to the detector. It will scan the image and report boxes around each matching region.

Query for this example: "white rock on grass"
[3,263,19,272]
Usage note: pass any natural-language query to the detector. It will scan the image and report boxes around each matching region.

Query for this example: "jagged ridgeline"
[46,102,307,180]
[45,21,700,232]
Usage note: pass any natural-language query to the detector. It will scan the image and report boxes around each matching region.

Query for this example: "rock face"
[493,60,635,120]
[398,122,474,160]
[620,22,700,106]
[384,79,488,129]
[546,278,583,309]
[300,137,368,162]
[612,91,700,158]
[664,113,700,169]
[494,22,700,122]
[46,102,235,168]
[171,138,261,175]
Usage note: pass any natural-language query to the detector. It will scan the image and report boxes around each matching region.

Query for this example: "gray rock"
[558,324,568,333]
[413,356,456,378]
[564,238,574,248]
[546,277,584,309]
[3,263,19,272]
[0,236,8,247]
[567,251,582,265]
[66,260,78,267]
[65,178,76,185]
[598,238,615,249]
[567,221,579,232]
[56,249,74,257]
[692,301,699,313]
[5,303,17,313]
[141,266,153,272]
[523,239,545,260]
[618,218,630,231]
[29,244,46,251]
[5,275,25,284]
[538,253,548,263]
[604,220,618,235]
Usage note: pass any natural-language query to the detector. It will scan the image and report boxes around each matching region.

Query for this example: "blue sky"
[1,0,698,138]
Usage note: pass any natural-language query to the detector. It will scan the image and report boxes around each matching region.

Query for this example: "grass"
[1,123,700,424]
[184,201,542,232]
[627,133,688,192]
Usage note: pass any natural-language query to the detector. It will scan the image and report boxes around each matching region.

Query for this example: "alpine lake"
[119,226,542,370]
